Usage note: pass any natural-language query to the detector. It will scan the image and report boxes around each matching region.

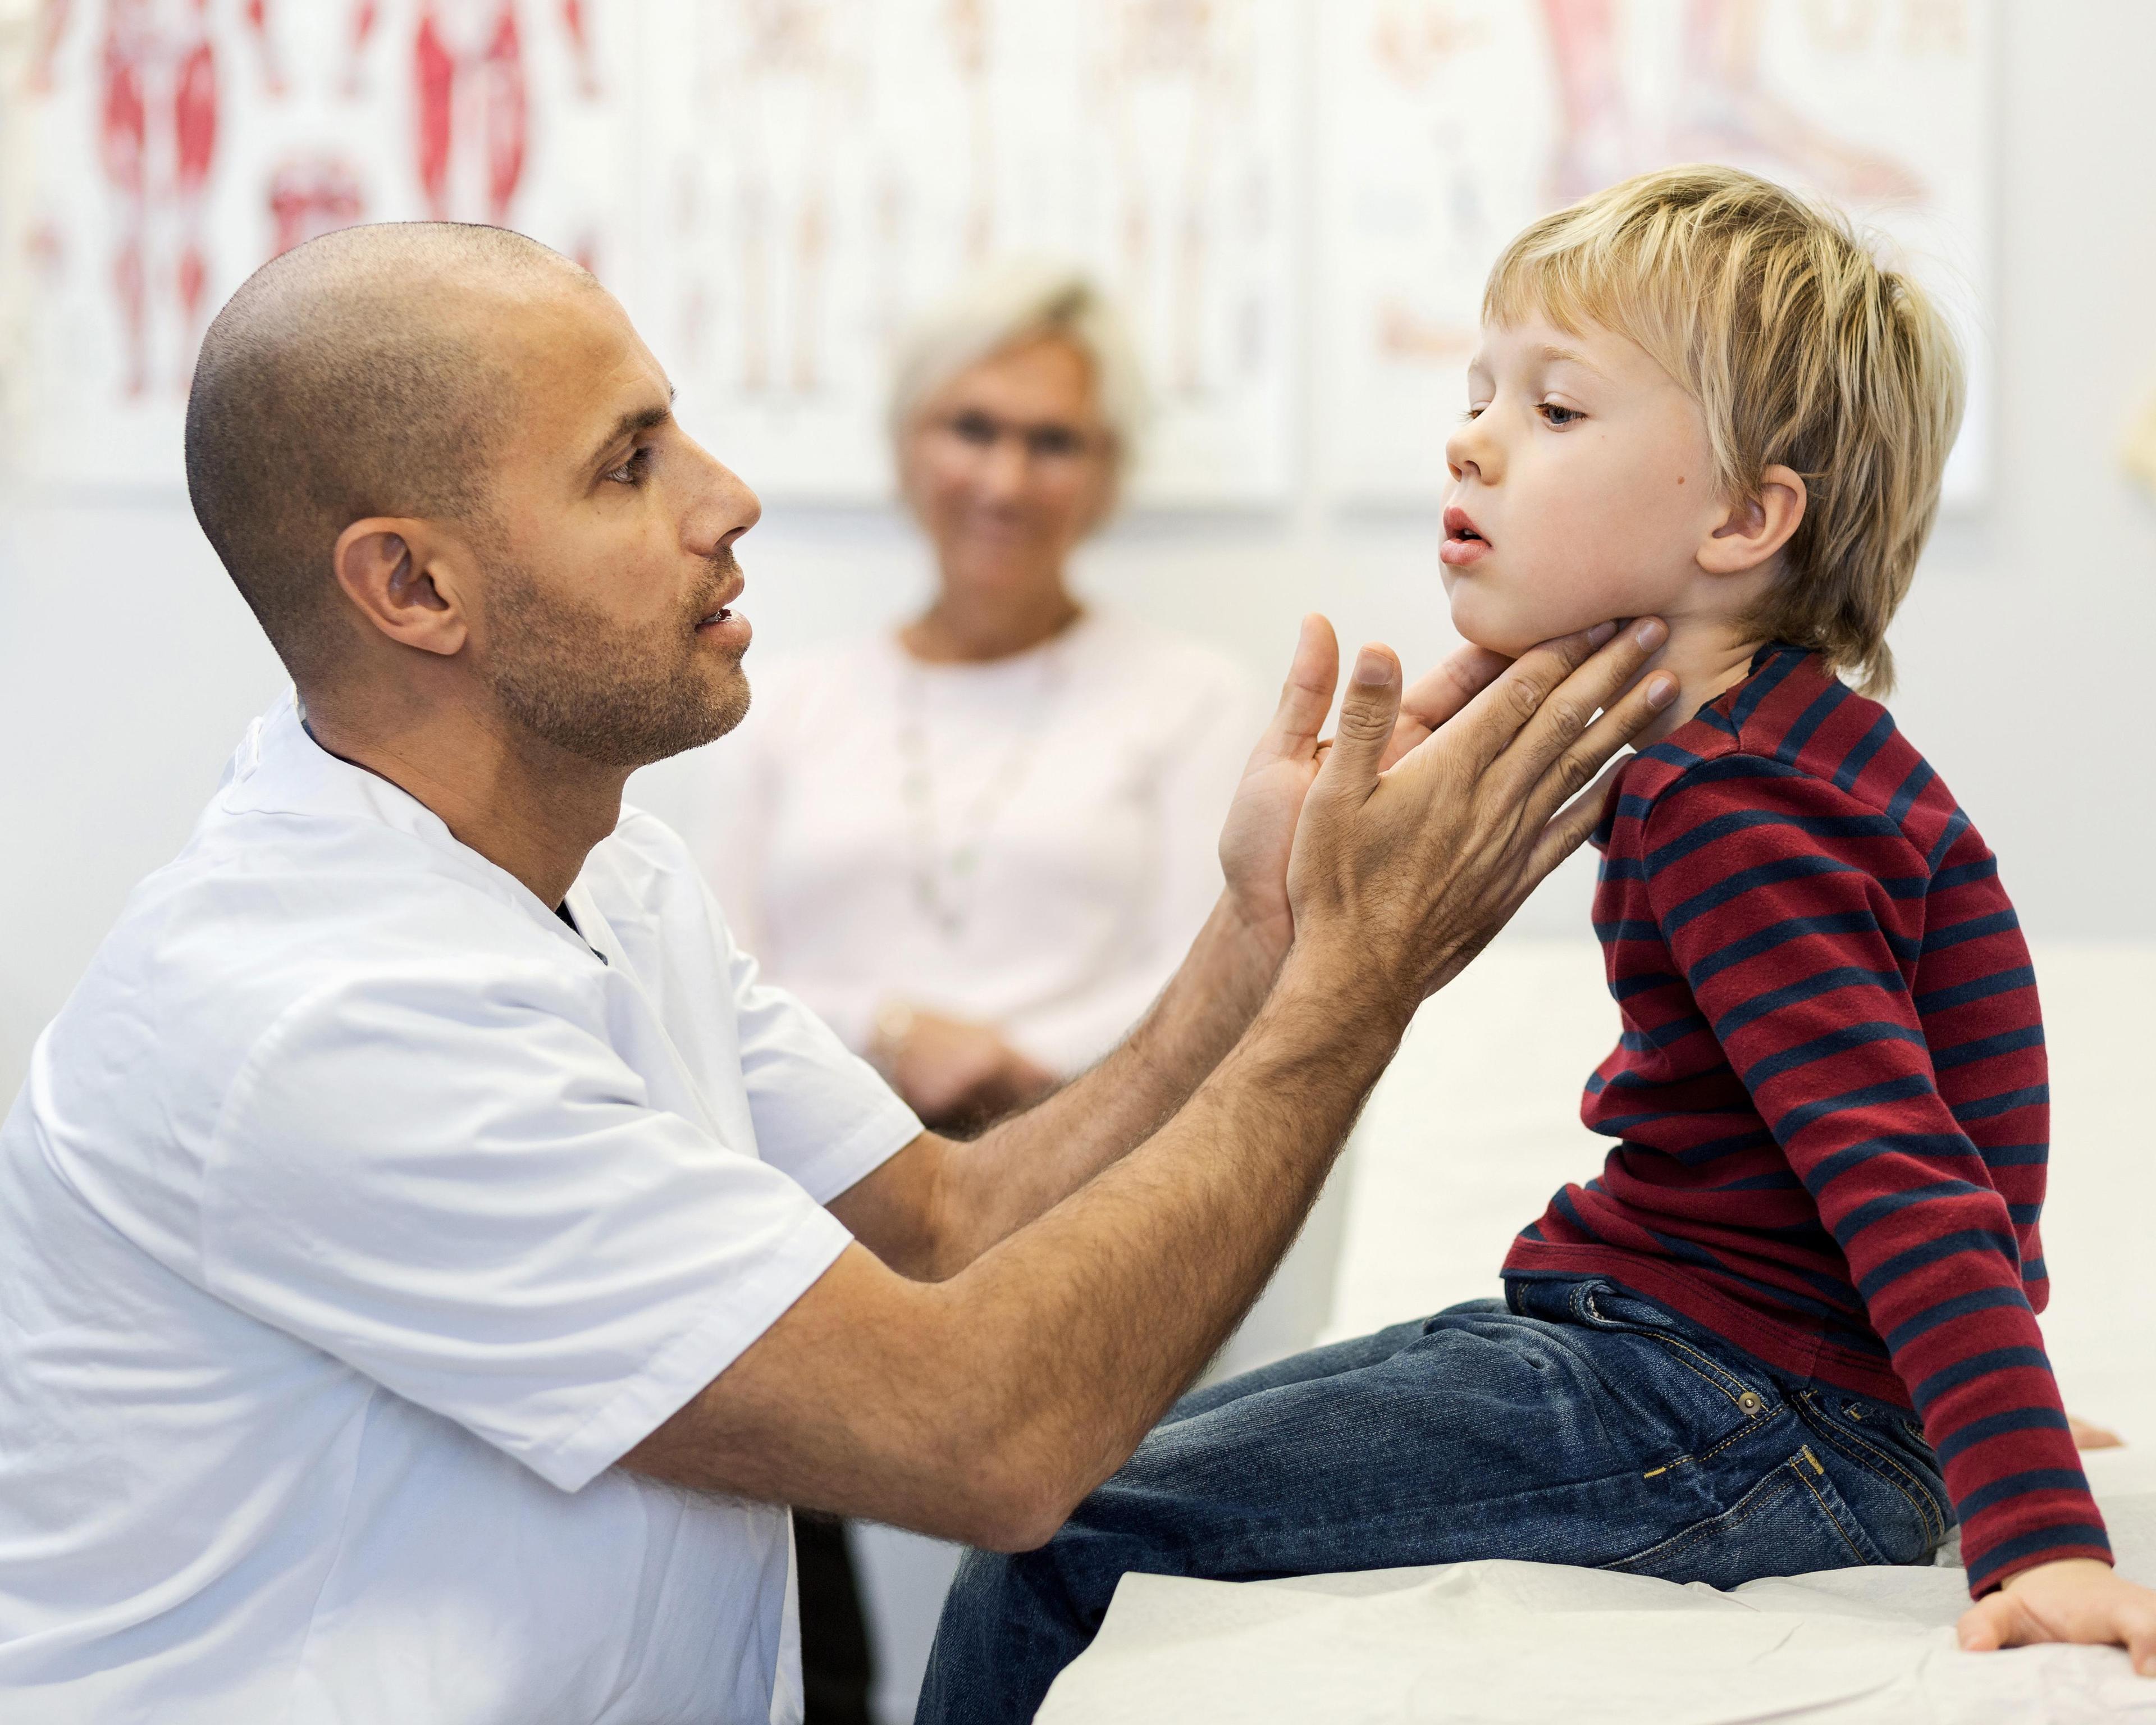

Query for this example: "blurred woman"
[699,261,1259,1133]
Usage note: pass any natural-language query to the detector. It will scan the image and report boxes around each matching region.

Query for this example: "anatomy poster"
[8,0,627,489]
[1318,0,1994,506]
[625,0,1299,506]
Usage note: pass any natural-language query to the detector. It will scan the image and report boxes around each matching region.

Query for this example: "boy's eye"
[1461,404,1488,421]
[1537,402,1584,427]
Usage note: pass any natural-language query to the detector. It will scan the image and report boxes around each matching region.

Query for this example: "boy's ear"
[1698,464,1806,577]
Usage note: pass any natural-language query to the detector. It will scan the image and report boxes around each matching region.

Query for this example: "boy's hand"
[1957,1558,2156,1674]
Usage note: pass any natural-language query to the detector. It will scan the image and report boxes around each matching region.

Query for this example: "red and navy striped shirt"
[1503,643,2105,1595]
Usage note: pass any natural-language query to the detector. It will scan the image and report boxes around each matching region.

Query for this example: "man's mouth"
[695,572,747,632]
[1439,504,1491,568]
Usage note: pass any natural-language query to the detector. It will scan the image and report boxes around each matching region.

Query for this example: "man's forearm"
[920,892,1287,1274]
[631,944,1406,1548]
[934,951,1406,1533]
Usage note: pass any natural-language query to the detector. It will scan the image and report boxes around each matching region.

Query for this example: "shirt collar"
[217,691,604,957]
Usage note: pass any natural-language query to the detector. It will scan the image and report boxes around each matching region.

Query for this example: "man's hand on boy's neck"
[1623,618,1770,745]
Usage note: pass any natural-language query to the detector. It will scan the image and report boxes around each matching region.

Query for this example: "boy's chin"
[1446,597,1548,661]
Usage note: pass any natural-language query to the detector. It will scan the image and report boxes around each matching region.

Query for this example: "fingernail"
[1645,673,1678,709]
[1587,621,1618,646]
[1633,618,1668,650]
[1353,648,1391,685]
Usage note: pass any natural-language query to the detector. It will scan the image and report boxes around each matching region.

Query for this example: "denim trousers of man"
[915,1276,1952,1724]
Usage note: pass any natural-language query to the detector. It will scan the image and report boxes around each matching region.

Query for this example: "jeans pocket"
[1794,1391,1952,1559]
[1602,1441,1892,1590]
[1570,1282,1777,1425]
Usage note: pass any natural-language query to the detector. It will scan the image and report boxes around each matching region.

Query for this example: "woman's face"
[899,335,1117,595]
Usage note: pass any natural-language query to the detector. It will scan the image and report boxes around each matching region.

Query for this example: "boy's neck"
[1628,620,1769,745]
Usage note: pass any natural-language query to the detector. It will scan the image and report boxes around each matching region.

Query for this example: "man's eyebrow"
[591,387,678,463]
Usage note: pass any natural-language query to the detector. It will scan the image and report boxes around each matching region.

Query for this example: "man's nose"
[681,440,761,555]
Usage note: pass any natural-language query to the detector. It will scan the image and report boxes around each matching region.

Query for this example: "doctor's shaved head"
[185,221,595,687]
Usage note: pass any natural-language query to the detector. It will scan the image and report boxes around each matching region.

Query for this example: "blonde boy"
[920,169,2156,1721]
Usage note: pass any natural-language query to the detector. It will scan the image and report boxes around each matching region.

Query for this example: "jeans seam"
[1579,1288,1766,1412]
[1604,1466,1801,1572]
[1801,1392,1944,1539]
[1652,1404,1789,1476]
[1793,1458,1875,1566]
[1795,1395,1947,1548]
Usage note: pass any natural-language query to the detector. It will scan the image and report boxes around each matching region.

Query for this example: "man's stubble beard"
[481,551,752,770]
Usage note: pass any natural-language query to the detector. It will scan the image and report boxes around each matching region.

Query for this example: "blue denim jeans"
[915,1276,1950,1724]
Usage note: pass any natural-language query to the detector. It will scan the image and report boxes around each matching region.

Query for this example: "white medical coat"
[0,695,922,1724]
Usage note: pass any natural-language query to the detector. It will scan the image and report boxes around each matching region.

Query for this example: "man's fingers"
[1524,759,1628,886]
[1398,642,1514,735]
[1513,661,1678,835]
[1442,620,1630,774]
[1250,614,1339,769]
[1312,644,1401,805]
[1492,619,1673,810]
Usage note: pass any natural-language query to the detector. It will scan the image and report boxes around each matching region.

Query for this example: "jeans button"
[1737,1390,1766,1416]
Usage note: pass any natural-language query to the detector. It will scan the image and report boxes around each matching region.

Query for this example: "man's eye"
[606,447,652,485]
[1537,403,1584,427]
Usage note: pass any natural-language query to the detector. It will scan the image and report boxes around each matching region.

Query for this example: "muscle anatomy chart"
[7,0,1989,505]
[10,0,621,485]
[1318,0,1993,505]
[625,0,1298,505]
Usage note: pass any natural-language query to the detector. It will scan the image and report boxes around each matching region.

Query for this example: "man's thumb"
[1317,645,1401,796]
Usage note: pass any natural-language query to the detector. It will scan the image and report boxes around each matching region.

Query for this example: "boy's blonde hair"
[1484,165,1965,696]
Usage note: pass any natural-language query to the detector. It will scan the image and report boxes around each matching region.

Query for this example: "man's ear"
[331,518,470,658]
[1697,464,1807,577]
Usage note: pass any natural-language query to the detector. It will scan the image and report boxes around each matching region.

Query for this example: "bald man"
[0,223,1675,1723]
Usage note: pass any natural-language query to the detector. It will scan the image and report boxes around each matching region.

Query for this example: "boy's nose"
[1444,417,1496,485]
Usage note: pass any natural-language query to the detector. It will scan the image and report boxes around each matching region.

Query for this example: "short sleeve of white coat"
[721,895,927,1202]
[199,959,860,1495]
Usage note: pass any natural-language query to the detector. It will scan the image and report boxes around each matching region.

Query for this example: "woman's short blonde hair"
[887,257,1152,481]
[1484,165,1965,696]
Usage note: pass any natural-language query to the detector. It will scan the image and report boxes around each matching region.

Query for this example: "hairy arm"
[625,622,1677,1547]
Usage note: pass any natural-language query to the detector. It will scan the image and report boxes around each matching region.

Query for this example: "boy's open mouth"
[1440,504,1490,568]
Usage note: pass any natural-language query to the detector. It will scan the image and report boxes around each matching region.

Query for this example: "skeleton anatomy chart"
[8,0,1298,504]
[10,0,1987,506]
[627,0,1298,504]
[1319,0,1993,505]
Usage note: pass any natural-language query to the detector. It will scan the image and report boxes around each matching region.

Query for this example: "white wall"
[5,1,2155,1101]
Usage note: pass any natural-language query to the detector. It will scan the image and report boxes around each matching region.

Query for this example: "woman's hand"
[873,1006,1058,1131]
[1958,1558,2156,1675]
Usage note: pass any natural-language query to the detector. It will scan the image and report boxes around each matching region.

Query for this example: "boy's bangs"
[1479,233,1694,405]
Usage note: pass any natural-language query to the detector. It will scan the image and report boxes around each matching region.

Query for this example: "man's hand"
[1282,617,1675,1010]
[1216,615,1582,962]
[1958,1558,2156,1676]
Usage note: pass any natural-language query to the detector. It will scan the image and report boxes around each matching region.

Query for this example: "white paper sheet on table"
[1042,1454,2156,1724]
[1042,937,2156,1725]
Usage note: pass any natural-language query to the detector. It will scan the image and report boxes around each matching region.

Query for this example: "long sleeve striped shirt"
[1502,643,2105,1595]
